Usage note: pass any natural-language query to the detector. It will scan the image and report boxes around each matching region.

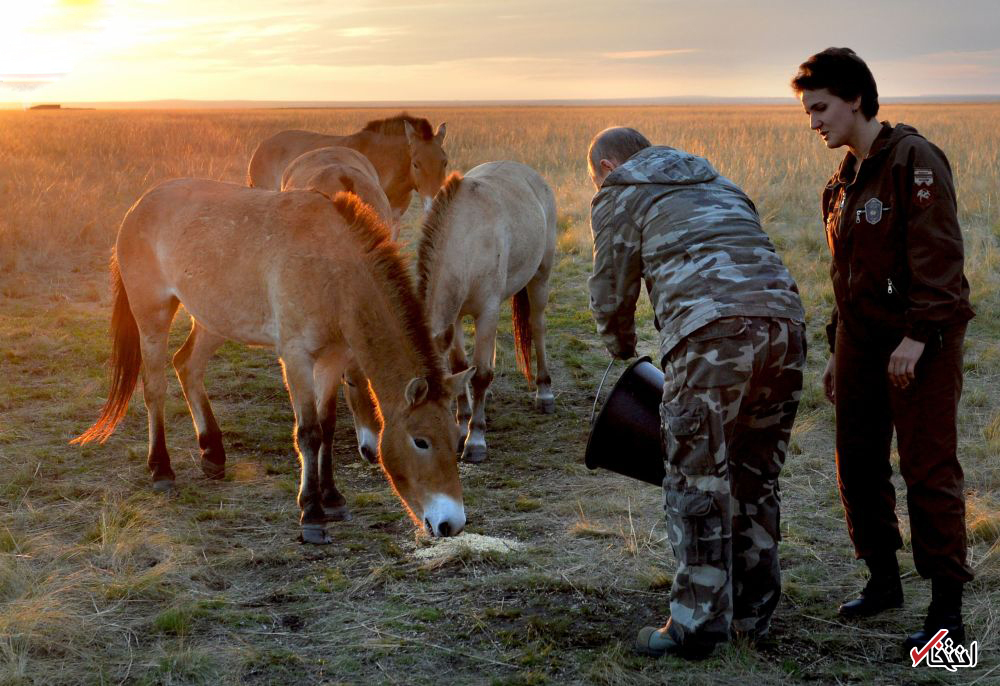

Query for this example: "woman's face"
[799,88,862,150]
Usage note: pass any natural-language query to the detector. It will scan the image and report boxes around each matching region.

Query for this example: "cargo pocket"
[661,402,715,477]
[664,488,724,566]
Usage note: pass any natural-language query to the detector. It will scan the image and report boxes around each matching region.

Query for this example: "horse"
[248,114,448,223]
[72,180,474,544]
[417,162,557,463]
[281,146,395,230]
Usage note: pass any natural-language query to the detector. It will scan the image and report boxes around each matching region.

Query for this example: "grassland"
[1,104,998,685]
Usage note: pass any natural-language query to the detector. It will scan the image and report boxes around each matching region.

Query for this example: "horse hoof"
[324,505,353,522]
[299,524,333,545]
[462,444,487,464]
[152,479,176,494]
[201,458,225,480]
[535,396,556,414]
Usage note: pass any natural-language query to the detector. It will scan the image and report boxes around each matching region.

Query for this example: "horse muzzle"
[422,493,465,537]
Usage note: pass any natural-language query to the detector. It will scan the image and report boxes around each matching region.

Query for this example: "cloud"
[601,49,698,60]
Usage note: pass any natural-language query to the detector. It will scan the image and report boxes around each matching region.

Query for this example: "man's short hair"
[587,127,652,173]
[790,47,879,119]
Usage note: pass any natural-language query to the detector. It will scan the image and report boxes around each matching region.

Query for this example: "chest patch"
[863,197,889,224]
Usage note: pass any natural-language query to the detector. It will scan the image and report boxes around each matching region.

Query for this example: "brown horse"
[72,181,473,543]
[418,162,557,463]
[281,146,394,229]
[248,114,448,223]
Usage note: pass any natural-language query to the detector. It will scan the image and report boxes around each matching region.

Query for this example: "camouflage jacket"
[588,146,804,361]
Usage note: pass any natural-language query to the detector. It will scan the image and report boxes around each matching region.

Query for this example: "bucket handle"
[589,357,617,426]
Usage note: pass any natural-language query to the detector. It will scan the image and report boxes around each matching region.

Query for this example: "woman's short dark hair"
[791,47,879,119]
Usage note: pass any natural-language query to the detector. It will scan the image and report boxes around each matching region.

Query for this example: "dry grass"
[0,104,998,684]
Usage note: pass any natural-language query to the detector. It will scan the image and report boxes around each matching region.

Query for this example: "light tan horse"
[280,146,391,460]
[72,181,473,543]
[281,146,394,228]
[418,162,557,463]
[248,114,448,222]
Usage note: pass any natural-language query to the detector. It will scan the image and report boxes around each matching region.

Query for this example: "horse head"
[404,120,448,213]
[378,367,473,537]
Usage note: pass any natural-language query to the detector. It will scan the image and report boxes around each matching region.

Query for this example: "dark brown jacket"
[822,123,974,351]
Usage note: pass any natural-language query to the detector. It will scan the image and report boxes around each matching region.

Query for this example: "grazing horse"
[281,146,394,229]
[248,114,448,222]
[418,162,557,463]
[72,181,473,543]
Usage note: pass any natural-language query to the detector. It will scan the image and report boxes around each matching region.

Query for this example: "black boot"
[902,578,965,654]
[839,555,903,618]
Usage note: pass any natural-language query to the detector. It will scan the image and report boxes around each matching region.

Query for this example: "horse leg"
[135,299,180,492]
[315,350,351,522]
[461,308,498,464]
[449,323,473,454]
[172,320,227,479]
[279,350,330,544]
[343,360,379,465]
[526,270,555,414]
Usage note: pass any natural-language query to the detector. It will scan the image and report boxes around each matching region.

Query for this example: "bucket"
[584,356,666,487]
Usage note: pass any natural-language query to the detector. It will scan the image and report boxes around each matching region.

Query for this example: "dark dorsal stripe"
[330,192,446,395]
[416,172,464,302]
[363,113,434,140]
[338,174,355,193]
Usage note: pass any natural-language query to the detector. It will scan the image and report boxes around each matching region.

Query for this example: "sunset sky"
[2,0,998,104]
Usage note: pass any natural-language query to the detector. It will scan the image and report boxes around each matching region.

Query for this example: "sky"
[1,0,999,104]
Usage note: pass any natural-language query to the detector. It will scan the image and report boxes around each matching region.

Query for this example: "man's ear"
[600,158,616,174]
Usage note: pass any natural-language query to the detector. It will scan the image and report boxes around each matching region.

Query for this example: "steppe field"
[1,104,999,686]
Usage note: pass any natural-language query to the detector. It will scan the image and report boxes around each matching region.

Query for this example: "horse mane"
[330,192,446,394]
[363,113,434,140]
[416,172,464,302]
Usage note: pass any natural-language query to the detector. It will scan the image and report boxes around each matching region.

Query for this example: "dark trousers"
[834,323,973,583]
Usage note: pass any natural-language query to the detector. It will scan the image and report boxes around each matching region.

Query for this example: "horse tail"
[72,253,142,445]
[511,287,533,381]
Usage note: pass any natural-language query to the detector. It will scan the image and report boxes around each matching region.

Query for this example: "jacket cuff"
[905,321,936,344]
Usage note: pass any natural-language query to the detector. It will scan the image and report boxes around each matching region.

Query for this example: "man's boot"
[902,578,965,654]
[839,554,903,618]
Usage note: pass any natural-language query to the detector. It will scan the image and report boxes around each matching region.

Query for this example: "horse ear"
[404,377,429,407]
[444,367,476,399]
[403,120,416,145]
[434,122,447,144]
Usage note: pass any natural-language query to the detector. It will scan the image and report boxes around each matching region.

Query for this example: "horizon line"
[4,94,1000,110]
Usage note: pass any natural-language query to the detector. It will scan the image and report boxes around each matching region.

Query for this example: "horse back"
[248,130,348,190]
[116,179,354,348]
[458,162,556,298]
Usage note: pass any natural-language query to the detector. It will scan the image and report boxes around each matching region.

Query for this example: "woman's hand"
[888,336,925,389]
[822,355,835,404]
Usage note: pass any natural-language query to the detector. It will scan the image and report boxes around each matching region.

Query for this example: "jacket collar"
[833,122,894,185]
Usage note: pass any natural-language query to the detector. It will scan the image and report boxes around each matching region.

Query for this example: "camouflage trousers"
[660,316,805,645]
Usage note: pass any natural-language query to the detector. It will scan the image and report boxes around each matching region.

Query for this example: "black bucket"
[584,356,666,487]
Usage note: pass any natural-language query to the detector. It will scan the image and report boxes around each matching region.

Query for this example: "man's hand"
[822,356,835,404]
[609,346,636,361]
[888,336,925,390]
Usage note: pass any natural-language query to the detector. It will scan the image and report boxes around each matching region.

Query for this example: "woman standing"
[791,47,975,653]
